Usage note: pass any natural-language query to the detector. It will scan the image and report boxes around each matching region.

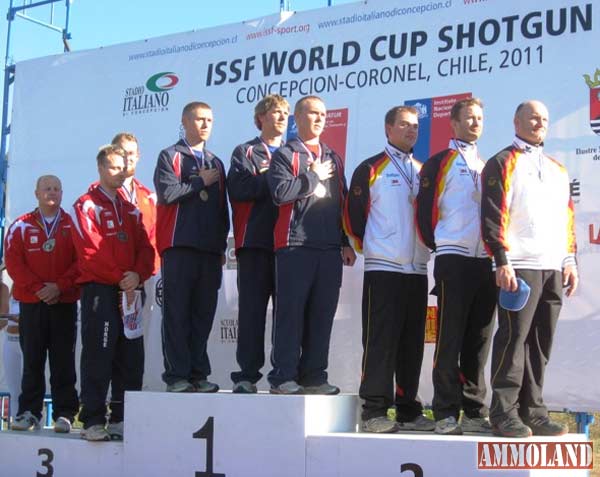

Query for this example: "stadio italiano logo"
[122,72,179,117]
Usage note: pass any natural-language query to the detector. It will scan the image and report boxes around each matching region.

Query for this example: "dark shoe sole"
[492,426,532,438]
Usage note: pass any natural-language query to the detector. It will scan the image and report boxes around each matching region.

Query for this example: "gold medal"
[117,231,128,242]
[42,239,56,253]
[199,190,209,202]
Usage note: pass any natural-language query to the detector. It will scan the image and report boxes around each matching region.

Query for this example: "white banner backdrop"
[2,0,600,412]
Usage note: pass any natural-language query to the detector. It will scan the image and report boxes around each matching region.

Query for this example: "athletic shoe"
[461,415,492,433]
[269,381,304,395]
[11,411,40,431]
[191,380,219,393]
[303,382,340,395]
[166,380,195,392]
[435,416,463,435]
[53,416,72,434]
[362,416,398,433]
[107,421,124,440]
[232,381,257,394]
[397,414,436,432]
[525,416,568,436]
[81,424,110,442]
[492,417,532,438]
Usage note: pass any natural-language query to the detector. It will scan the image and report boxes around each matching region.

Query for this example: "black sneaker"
[492,417,532,438]
[526,417,568,436]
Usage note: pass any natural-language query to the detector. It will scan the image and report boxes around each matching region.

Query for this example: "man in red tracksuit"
[5,175,79,433]
[71,145,154,441]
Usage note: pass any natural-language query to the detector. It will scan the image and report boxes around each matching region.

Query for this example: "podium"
[0,392,590,477]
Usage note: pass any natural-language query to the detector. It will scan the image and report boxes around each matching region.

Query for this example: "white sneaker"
[54,416,72,433]
[461,415,492,433]
[81,424,110,442]
[107,421,124,440]
[435,416,463,435]
[11,411,41,431]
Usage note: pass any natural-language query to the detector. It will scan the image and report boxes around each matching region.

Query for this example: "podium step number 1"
[193,417,226,477]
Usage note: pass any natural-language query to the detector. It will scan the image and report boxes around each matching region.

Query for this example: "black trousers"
[268,247,342,387]
[79,283,144,428]
[231,248,274,384]
[489,269,562,425]
[18,302,78,422]
[161,248,222,385]
[359,271,428,422]
[432,255,496,421]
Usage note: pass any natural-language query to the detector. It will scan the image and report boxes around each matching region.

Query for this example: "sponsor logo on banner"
[226,236,237,270]
[122,72,179,116]
[584,68,600,135]
[424,306,437,343]
[405,93,471,161]
[286,108,349,163]
[155,278,163,307]
[219,318,238,344]
[477,441,593,470]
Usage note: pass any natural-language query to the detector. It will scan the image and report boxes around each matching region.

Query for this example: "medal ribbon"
[98,186,123,226]
[513,137,544,181]
[385,145,415,194]
[451,139,481,191]
[121,181,137,205]
[38,208,61,240]
[183,138,206,170]
[298,141,322,166]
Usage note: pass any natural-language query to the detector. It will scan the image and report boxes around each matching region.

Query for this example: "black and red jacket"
[153,140,229,256]
[4,208,79,303]
[267,137,349,251]
[71,184,154,285]
[227,137,278,252]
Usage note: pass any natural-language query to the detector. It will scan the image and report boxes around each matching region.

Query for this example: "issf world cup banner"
[2,0,600,412]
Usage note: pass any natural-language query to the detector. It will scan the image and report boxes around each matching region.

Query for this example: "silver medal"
[199,190,209,202]
[42,239,56,253]
[314,183,327,198]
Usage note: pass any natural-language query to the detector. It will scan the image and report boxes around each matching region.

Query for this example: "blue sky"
[1,0,356,66]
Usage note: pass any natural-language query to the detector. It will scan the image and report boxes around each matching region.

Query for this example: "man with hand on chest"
[228,94,289,393]
[154,101,229,393]
[71,145,154,441]
[267,95,356,395]
[5,175,79,433]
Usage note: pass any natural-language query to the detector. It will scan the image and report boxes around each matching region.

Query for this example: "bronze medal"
[117,231,128,242]
[42,239,56,253]
[199,190,209,202]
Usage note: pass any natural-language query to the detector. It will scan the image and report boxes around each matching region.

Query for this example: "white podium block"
[124,391,358,477]
[0,429,124,477]
[306,432,590,477]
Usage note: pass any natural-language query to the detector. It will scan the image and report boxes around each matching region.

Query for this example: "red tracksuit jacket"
[4,207,79,303]
[71,184,154,286]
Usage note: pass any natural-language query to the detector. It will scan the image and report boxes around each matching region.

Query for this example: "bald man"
[481,100,578,438]
[4,175,80,433]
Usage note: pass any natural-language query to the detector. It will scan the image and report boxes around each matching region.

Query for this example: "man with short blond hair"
[416,97,496,435]
[5,175,79,433]
[154,102,229,393]
[266,95,355,395]
[228,94,289,393]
